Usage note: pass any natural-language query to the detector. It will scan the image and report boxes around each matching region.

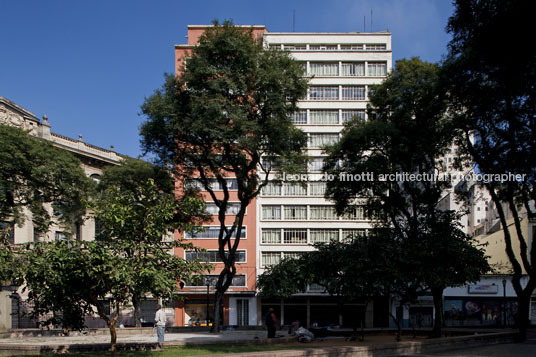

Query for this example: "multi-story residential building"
[259,31,392,328]
[172,25,392,328]
[172,26,266,328]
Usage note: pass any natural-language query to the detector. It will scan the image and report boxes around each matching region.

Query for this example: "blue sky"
[0,0,454,158]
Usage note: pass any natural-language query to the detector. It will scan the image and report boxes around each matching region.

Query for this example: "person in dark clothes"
[264,308,277,338]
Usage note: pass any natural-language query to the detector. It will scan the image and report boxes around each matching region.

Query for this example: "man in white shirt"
[154,304,166,343]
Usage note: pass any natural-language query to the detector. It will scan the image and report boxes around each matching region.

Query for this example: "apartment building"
[172,25,392,327]
[259,31,392,328]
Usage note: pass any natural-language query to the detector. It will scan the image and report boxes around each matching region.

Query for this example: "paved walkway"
[0,330,268,346]
[407,329,536,357]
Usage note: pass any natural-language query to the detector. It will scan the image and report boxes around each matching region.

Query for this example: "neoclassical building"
[0,96,125,329]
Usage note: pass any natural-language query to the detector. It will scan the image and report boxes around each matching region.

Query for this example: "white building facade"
[257,32,392,328]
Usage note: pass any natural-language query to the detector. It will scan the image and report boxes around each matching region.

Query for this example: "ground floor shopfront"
[260,296,390,329]
[174,293,258,327]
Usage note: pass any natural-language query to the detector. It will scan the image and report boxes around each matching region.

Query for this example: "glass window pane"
[283,183,307,196]
[309,110,339,125]
[310,206,338,220]
[309,63,339,76]
[284,205,307,220]
[262,229,281,244]
[309,134,339,148]
[341,110,366,123]
[341,86,365,100]
[341,62,365,76]
[262,205,281,220]
[283,229,307,244]
[309,182,327,196]
[310,229,339,243]
[291,110,307,124]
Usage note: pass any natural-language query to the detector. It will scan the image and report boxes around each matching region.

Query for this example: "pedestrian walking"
[264,308,277,338]
[154,304,166,343]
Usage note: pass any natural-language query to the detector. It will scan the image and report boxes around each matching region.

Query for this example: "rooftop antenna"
[363,16,366,32]
[293,9,296,32]
[371,9,373,32]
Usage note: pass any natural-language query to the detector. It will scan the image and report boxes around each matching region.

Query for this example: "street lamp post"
[206,280,210,327]
[502,279,507,327]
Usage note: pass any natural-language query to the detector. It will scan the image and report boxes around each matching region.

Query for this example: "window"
[341,62,365,76]
[187,274,246,287]
[309,134,339,148]
[340,44,364,51]
[310,229,339,243]
[90,173,101,183]
[342,206,365,220]
[0,222,15,244]
[211,179,239,190]
[309,110,338,125]
[205,203,241,215]
[366,44,386,51]
[186,250,246,263]
[367,62,387,76]
[309,182,327,196]
[342,86,366,100]
[341,110,366,123]
[284,205,307,220]
[270,44,282,50]
[342,229,366,241]
[283,229,307,244]
[284,44,306,51]
[283,252,303,260]
[261,252,281,267]
[308,158,324,172]
[262,205,281,220]
[309,86,339,100]
[291,110,307,125]
[309,44,337,51]
[55,231,67,241]
[261,158,279,171]
[185,226,246,239]
[261,229,281,244]
[94,219,103,238]
[310,206,338,220]
[283,183,307,196]
[309,63,339,76]
[262,182,282,196]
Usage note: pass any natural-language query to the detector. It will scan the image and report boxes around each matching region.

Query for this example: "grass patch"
[8,343,299,357]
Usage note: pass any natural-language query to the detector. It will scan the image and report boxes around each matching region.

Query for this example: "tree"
[23,241,132,357]
[0,124,92,235]
[140,21,308,331]
[94,158,210,327]
[443,0,536,340]
[256,257,308,299]
[0,123,92,285]
[325,58,489,338]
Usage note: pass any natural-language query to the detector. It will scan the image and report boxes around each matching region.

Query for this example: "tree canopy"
[443,0,536,339]
[93,158,210,327]
[0,123,93,234]
[324,57,489,337]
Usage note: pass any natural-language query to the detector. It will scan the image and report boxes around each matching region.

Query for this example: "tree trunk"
[132,294,142,328]
[211,288,225,332]
[431,287,444,338]
[396,301,403,341]
[360,301,368,341]
[516,293,531,342]
[108,322,118,357]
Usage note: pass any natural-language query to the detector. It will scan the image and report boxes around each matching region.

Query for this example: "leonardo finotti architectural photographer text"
[282,172,526,183]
